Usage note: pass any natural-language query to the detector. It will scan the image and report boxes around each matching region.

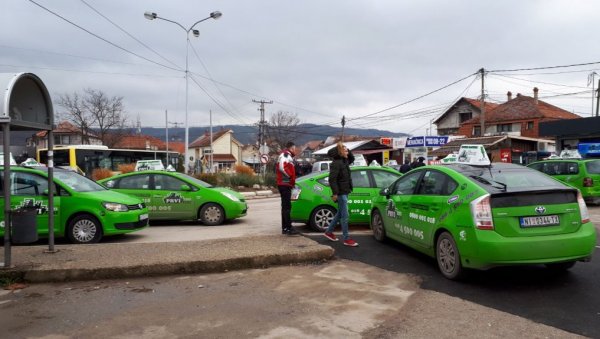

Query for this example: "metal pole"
[165,110,169,167]
[184,35,190,173]
[210,109,213,173]
[479,68,486,136]
[3,123,11,267]
[47,129,56,252]
[596,79,600,117]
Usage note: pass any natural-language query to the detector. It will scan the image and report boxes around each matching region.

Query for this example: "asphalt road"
[305,208,600,338]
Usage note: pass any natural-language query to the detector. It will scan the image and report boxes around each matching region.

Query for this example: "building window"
[473,126,481,136]
[54,135,71,145]
[526,121,534,130]
[497,124,512,132]
[459,112,472,123]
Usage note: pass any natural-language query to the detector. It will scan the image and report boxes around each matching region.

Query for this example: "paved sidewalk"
[0,235,333,283]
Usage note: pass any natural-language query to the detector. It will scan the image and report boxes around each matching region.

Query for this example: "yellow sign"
[383,151,389,164]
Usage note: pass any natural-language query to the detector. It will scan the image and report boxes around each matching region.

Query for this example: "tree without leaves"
[265,111,301,152]
[57,88,131,146]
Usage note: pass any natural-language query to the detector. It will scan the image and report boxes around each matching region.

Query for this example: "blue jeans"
[326,194,349,240]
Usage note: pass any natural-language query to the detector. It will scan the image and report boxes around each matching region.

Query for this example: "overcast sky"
[3,0,600,139]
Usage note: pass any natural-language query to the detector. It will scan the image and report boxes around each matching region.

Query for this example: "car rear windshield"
[460,165,566,193]
[586,160,600,174]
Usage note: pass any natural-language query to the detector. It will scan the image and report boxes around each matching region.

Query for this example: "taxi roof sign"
[135,159,165,171]
[456,144,491,166]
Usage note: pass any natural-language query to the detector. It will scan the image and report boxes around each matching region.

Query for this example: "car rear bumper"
[460,222,597,269]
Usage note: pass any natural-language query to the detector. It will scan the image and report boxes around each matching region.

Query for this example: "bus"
[37,145,180,177]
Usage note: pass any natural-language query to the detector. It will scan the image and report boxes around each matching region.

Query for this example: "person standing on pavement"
[323,142,359,247]
[277,141,300,236]
[399,159,412,173]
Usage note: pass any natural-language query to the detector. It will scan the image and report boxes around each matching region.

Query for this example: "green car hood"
[77,189,144,205]
[210,187,245,200]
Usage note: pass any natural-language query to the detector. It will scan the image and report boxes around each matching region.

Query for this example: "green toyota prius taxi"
[99,170,247,225]
[291,166,402,231]
[0,166,148,244]
[370,145,597,280]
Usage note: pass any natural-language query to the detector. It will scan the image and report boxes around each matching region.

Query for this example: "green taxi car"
[99,170,247,225]
[527,158,600,205]
[291,166,402,231]
[0,166,148,244]
[370,157,597,280]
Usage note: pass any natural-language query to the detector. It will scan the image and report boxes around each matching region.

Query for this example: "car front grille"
[127,203,146,210]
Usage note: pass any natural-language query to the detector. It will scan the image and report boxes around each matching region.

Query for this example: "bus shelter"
[1,72,55,267]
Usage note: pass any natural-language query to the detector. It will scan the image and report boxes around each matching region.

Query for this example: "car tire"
[199,203,225,226]
[67,214,103,244]
[545,261,576,271]
[370,209,386,242]
[309,205,336,232]
[436,231,465,280]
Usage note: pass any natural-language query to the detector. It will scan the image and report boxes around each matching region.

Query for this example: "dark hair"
[285,141,295,148]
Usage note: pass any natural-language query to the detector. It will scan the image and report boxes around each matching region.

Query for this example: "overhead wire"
[28,0,181,72]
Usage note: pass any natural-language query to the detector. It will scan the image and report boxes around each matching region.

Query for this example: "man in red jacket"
[277,141,300,236]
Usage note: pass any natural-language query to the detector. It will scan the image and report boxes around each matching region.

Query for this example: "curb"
[0,235,334,283]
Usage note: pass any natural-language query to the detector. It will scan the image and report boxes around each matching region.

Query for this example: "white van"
[311,161,332,173]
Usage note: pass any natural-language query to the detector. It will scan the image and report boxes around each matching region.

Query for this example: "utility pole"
[165,110,169,166]
[340,115,346,141]
[596,80,600,117]
[479,68,486,137]
[253,100,273,150]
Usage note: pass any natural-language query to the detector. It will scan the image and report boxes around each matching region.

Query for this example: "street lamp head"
[144,11,157,20]
[192,29,200,37]
[210,11,223,19]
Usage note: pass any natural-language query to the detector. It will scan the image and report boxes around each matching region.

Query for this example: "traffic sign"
[260,154,269,164]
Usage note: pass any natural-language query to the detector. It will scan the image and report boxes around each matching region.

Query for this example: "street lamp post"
[144,10,222,173]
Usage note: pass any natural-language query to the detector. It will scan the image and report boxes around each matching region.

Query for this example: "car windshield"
[586,160,600,174]
[54,170,107,192]
[176,173,213,188]
[460,165,567,193]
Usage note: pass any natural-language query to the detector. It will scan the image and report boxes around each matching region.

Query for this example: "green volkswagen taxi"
[0,166,148,244]
[291,166,402,231]
[527,158,600,205]
[370,145,597,280]
[99,170,247,225]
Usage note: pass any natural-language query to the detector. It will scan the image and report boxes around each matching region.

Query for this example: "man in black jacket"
[323,142,359,247]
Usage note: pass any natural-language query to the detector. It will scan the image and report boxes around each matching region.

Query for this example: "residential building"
[189,129,242,172]
[32,121,102,149]
[434,98,499,136]
[458,88,581,138]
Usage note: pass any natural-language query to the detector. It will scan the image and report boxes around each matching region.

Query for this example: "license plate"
[519,215,559,227]
[139,213,149,221]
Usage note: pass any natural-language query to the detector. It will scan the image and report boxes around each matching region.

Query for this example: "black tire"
[199,203,225,226]
[67,214,103,244]
[436,231,465,280]
[370,209,386,242]
[545,261,576,271]
[309,205,336,232]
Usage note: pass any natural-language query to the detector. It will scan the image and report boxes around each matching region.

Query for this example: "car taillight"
[577,190,590,224]
[470,194,494,230]
[291,186,301,200]
[583,177,593,187]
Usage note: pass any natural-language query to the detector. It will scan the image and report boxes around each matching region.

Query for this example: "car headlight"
[221,192,240,202]
[102,202,129,212]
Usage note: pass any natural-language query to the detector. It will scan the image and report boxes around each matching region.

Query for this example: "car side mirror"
[180,184,191,191]
[379,187,390,197]
[42,189,56,196]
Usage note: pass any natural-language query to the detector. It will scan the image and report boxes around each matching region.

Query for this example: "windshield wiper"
[470,175,507,192]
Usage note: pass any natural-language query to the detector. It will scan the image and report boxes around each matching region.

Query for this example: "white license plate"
[519,215,559,227]
[139,213,149,221]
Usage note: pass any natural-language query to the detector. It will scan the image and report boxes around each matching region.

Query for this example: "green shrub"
[229,173,259,187]
[197,173,218,186]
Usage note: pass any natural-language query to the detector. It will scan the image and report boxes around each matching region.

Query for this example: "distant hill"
[139,124,409,145]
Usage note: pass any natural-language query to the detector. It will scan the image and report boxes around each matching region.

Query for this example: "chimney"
[507,91,512,101]
[533,87,539,105]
